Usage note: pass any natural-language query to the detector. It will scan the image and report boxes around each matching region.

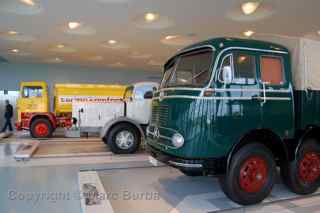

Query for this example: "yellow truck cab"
[16,81,126,138]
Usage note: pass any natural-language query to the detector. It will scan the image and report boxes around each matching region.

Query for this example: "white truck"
[74,82,158,154]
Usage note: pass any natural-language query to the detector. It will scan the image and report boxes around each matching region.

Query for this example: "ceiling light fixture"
[20,0,35,6]
[68,22,81,29]
[318,31,320,35]
[8,31,18,35]
[57,44,65,48]
[108,40,117,44]
[241,2,260,15]
[11,49,19,53]
[165,35,179,40]
[243,30,255,37]
[144,13,158,22]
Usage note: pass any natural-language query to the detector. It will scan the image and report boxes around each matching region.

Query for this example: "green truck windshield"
[161,48,214,88]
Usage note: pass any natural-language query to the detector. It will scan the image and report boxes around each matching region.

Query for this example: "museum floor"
[1,133,320,213]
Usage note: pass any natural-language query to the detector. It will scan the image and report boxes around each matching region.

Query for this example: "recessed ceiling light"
[11,49,19,53]
[241,2,260,15]
[108,40,117,44]
[244,30,255,37]
[57,44,65,48]
[318,31,320,35]
[20,0,35,6]
[68,22,81,29]
[165,35,179,40]
[144,13,159,22]
[8,31,18,35]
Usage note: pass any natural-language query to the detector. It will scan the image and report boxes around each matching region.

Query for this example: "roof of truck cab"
[164,37,290,68]
[182,37,289,53]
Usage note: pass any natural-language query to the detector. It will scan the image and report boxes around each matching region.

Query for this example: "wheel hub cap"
[299,152,320,184]
[35,123,49,137]
[115,130,134,150]
[239,157,268,193]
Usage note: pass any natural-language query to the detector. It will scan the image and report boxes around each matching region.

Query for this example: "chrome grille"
[151,105,169,126]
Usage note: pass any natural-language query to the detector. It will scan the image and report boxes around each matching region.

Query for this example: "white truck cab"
[100,82,158,154]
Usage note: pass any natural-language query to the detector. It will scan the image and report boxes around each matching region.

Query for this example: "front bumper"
[147,144,204,172]
[147,143,227,175]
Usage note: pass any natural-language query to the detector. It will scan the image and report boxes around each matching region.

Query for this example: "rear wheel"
[219,143,276,205]
[107,123,141,154]
[30,118,53,138]
[281,139,320,194]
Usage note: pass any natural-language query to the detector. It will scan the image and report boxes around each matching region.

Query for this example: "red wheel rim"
[239,156,268,193]
[298,152,320,184]
[35,123,49,137]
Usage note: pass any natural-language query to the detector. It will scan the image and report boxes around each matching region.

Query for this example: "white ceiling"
[0,0,319,72]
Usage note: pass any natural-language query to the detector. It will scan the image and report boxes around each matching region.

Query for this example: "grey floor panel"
[98,167,320,213]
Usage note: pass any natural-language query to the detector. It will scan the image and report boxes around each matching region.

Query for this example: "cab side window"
[22,86,43,98]
[260,56,284,85]
[134,85,154,100]
[233,53,256,84]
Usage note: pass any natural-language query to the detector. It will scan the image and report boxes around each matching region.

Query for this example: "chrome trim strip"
[168,161,203,168]
[158,87,203,92]
[159,87,291,93]
[153,95,291,101]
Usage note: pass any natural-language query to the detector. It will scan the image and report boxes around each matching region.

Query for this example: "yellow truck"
[16,81,126,138]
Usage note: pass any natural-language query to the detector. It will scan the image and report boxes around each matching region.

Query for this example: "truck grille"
[151,105,169,127]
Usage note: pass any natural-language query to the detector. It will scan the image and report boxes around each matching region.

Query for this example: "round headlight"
[172,133,184,148]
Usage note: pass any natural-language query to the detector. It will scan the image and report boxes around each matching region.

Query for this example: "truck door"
[258,54,294,138]
[126,84,155,125]
[18,84,48,114]
[214,51,262,151]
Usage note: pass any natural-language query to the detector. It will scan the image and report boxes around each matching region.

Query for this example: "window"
[160,63,174,88]
[22,86,43,98]
[219,54,232,83]
[260,56,284,85]
[162,48,214,88]
[134,85,156,99]
[124,86,133,100]
[233,53,256,84]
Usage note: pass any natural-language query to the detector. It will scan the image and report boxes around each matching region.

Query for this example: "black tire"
[281,139,320,195]
[219,143,276,205]
[107,123,141,154]
[30,118,53,138]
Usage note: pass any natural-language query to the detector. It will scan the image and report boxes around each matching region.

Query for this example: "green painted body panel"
[294,90,320,129]
[147,37,316,162]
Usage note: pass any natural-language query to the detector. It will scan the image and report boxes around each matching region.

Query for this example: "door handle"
[251,96,263,101]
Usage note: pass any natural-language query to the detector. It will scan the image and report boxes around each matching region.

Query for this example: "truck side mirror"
[144,91,153,99]
[222,66,233,84]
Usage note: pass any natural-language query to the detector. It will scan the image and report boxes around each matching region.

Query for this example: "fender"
[226,129,289,174]
[295,126,320,158]
[28,113,57,129]
[100,116,145,141]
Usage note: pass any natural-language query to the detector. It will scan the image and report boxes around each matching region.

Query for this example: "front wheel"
[107,123,141,154]
[30,118,53,138]
[281,139,320,195]
[219,143,276,205]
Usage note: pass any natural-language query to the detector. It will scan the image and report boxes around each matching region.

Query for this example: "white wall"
[0,63,162,91]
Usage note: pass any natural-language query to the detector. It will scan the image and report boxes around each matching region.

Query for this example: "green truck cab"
[146,37,320,205]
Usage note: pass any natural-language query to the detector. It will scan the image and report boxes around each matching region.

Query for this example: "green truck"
[146,37,320,205]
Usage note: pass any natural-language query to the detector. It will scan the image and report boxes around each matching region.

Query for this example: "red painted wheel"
[30,118,53,138]
[34,122,49,137]
[281,139,320,195]
[298,152,320,184]
[239,157,268,193]
[219,143,276,205]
